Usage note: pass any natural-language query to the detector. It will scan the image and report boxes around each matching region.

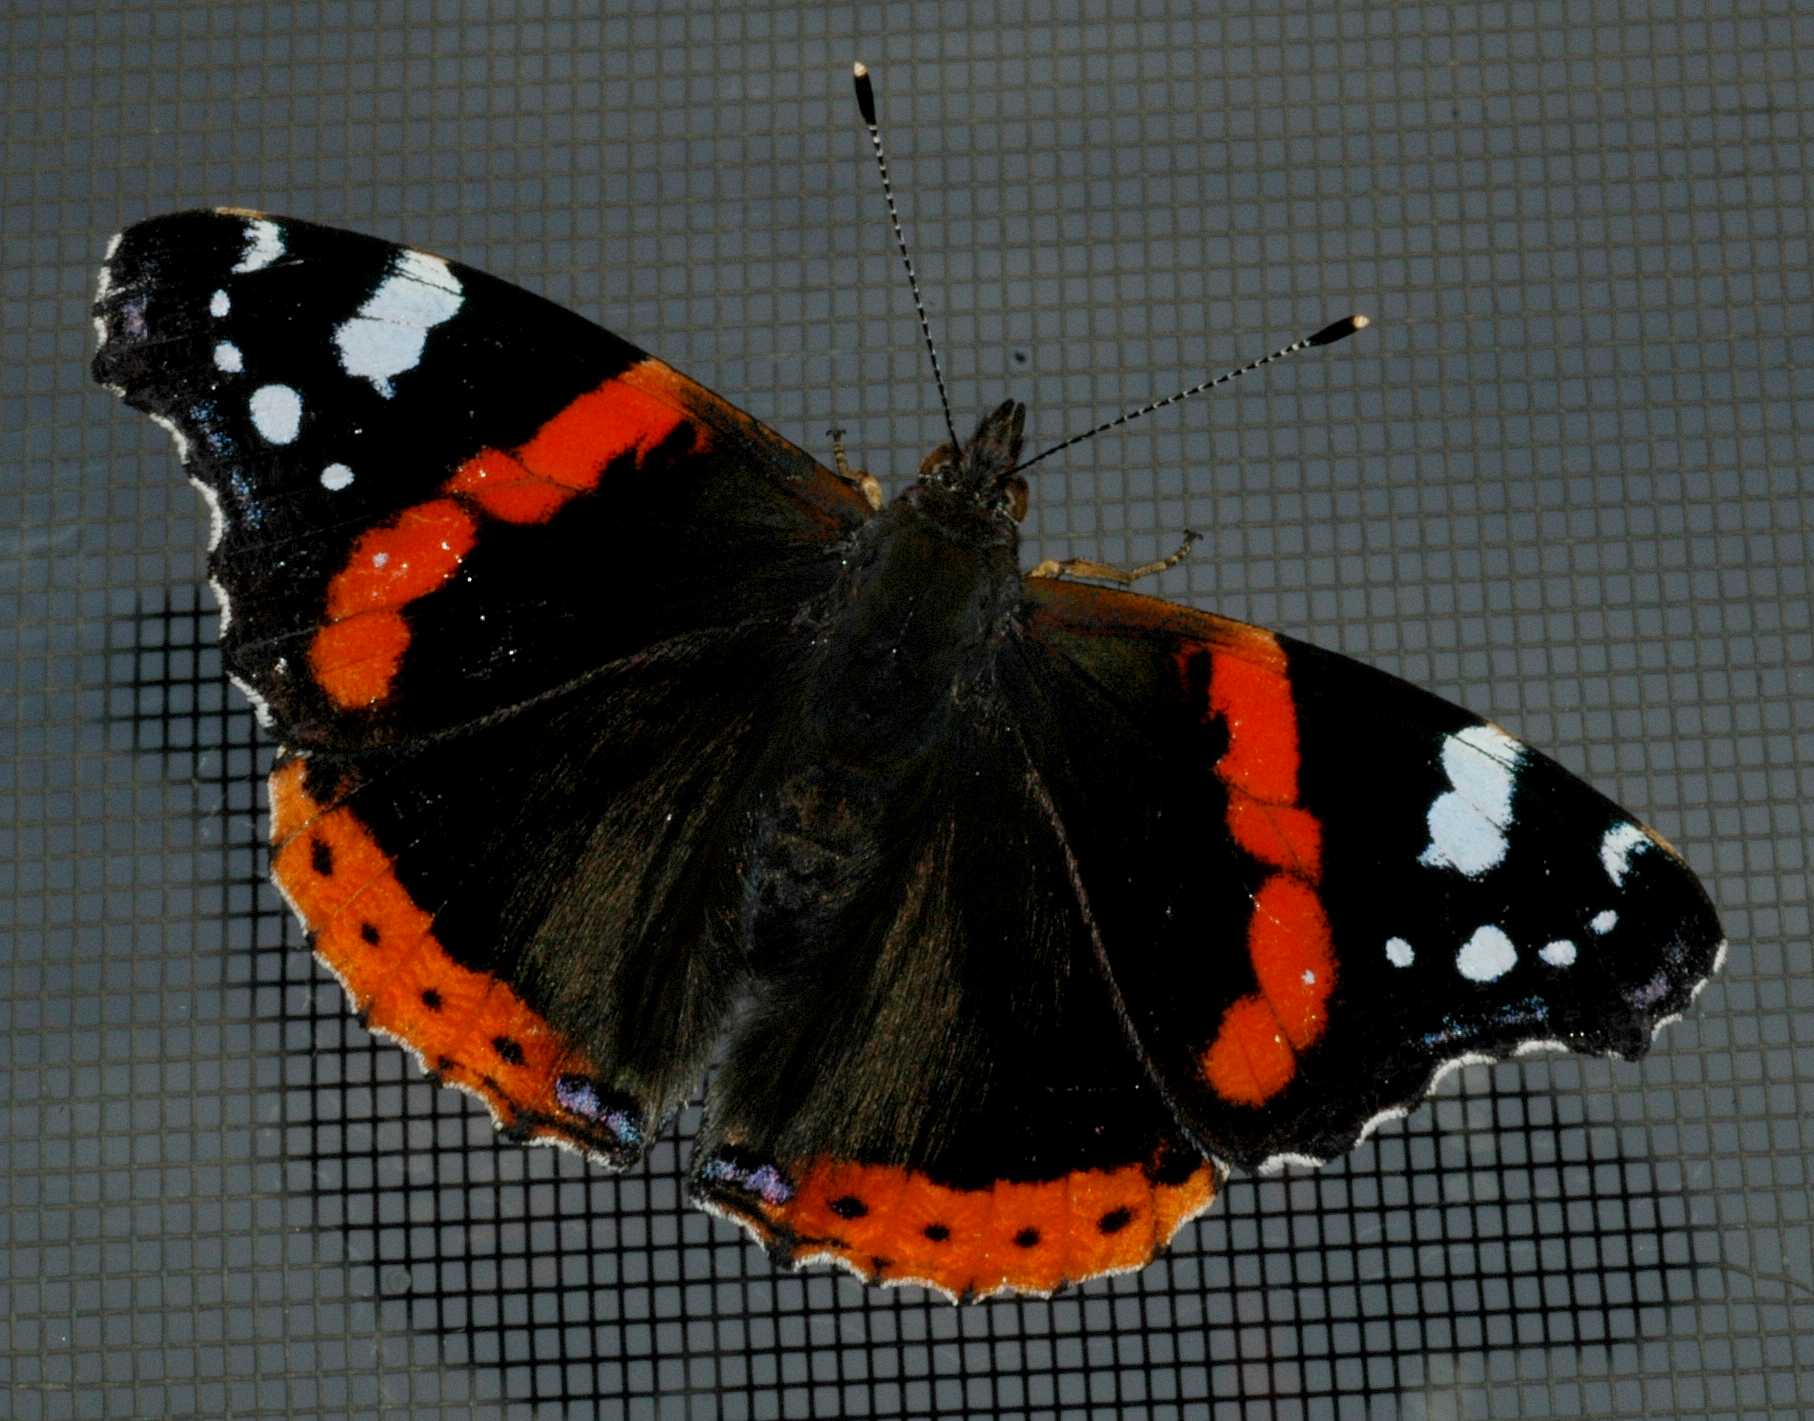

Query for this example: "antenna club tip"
[852,63,877,124]
[1308,314,1371,346]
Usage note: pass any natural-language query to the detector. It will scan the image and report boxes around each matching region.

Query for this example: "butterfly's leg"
[1028,530,1202,584]
[827,427,885,510]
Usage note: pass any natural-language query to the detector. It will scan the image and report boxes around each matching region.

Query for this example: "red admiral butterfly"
[92,73,1722,1302]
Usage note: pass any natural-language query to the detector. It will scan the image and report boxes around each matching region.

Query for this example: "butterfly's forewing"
[1013,578,1724,1170]
[95,211,875,1160]
[692,710,1220,1300]
[94,211,871,750]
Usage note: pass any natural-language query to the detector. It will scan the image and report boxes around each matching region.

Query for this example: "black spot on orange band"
[698,1147,1221,1300]
[268,757,644,1166]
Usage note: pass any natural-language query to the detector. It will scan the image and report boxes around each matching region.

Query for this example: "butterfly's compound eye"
[917,442,959,484]
[998,475,1030,522]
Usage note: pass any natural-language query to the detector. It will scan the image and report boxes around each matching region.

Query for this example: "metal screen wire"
[5,2,1810,1417]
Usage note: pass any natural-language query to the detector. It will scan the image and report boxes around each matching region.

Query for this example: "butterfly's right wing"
[1006,578,1725,1174]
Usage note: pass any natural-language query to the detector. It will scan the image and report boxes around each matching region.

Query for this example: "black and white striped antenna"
[1011,315,1371,475]
[852,62,961,452]
[851,62,1370,472]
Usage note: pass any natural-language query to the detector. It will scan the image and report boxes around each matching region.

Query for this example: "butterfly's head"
[910,399,1031,524]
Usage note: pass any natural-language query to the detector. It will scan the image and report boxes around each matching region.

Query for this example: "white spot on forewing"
[1421,795,1507,876]
[372,551,389,569]
[1600,822,1650,886]
[249,383,302,444]
[213,342,243,373]
[232,218,283,273]
[1590,909,1618,935]
[1418,724,1523,876]
[1456,924,1518,982]
[333,250,463,397]
[1385,936,1415,968]
[1539,939,1578,967]
[210,288,230,317]
[320,462,354,491]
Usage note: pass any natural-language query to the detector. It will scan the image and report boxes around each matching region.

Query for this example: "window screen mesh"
[4,2,1810,1417]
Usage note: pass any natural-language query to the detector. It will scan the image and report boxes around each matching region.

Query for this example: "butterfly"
[92,189,1723,1301]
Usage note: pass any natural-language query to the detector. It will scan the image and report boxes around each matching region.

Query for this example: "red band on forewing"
[1223,791,1323,879]
[311,358,714,709]
[516,370,693,486]
[1189,637,1338,1106]
[444,359,708,525]
[1246,874,1334,1050]
[268,759,625,1160]
[308,612,413,710]
[711,1151,1219,1299]
[1202,995,1298,1107]
[309,498,478,709]
[325,498,477,619]
[444,447,567,524]
[1208,648,1301,804]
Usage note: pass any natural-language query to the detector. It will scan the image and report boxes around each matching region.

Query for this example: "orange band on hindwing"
[1186,636,1336,1106]
[268,758,644,1163]
[308,358,710,709]
[700,1149,1220,1300]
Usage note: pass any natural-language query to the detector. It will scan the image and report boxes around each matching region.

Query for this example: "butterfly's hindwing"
[693,709,1219,1300]
[268,623,809,1162]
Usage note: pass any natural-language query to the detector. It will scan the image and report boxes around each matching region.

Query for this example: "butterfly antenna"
[1012,314,1372,475]
[852,61,961,452]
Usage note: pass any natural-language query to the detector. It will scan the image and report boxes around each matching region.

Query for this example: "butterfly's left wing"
[1008,578,1725,1172]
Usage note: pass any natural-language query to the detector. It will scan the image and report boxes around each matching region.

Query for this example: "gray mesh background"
[5,1,1811,1417]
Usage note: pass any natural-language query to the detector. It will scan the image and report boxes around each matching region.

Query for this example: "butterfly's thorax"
[742,484,1022,956]
[812,489,1019,739]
